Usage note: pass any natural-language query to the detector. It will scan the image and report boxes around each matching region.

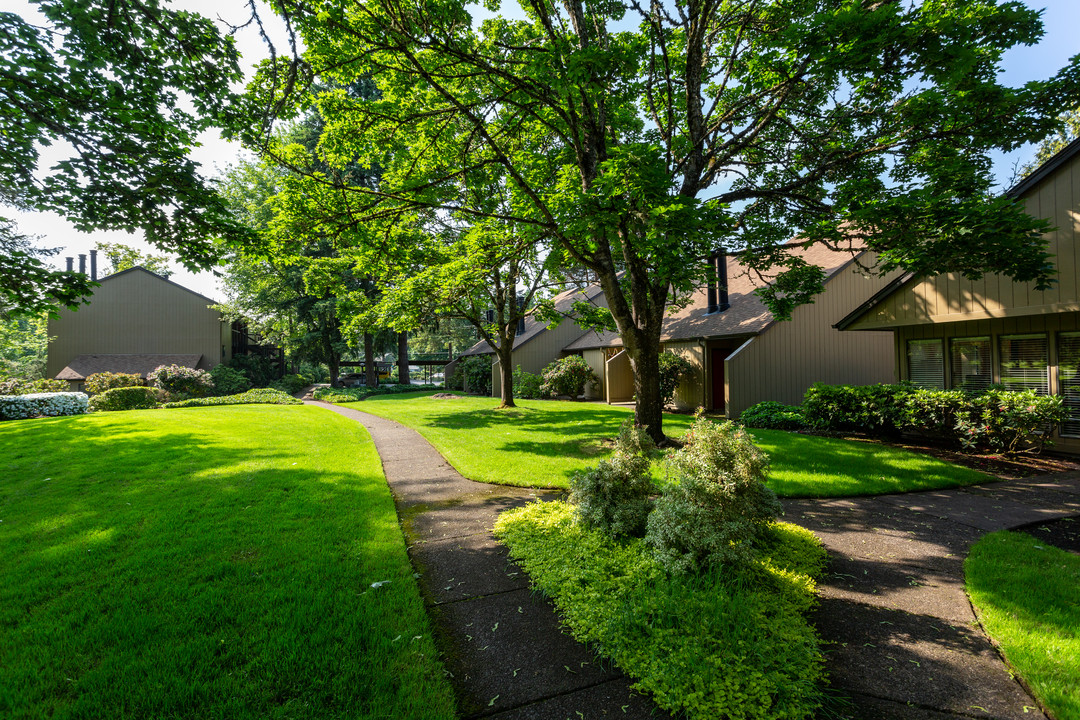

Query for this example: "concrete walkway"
[309,399,1079,720]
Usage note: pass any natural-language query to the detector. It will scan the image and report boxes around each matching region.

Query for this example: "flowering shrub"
[658,352,694,405]
[0,392,88,420]
[739,401,807,430]
[84,372,142,395]
[0,378,68,395]
[164,388,301,408]
[209,365,251,396]
[569,420,656,538]
[88,387,162,412]
[147,364,213,399]
[540,355,597,398]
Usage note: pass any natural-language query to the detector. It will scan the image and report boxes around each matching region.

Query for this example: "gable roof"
[56,353,202,380]
[460,284,606,357]
[565,241,866,350]
[1007,136,1080,199]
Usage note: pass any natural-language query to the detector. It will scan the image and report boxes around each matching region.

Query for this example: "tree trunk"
[397,331,410,385]
[364,333,377,387]
[496,342,516,408]
[328,353,340,388]
[627,339,665,445]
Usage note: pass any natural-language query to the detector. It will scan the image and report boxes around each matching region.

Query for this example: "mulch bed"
[1019,516,1080,554]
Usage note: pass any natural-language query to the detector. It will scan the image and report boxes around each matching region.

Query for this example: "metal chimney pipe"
[89,249,97,280]
[706,254,718,314]
[717,252,730,312]
[66,256,74,272]
[78,254,87,275]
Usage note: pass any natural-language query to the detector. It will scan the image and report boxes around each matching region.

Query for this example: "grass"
[0,405,456,720]
[966,531,1080,720]
[343,392,993,495]
[495,501,827,719]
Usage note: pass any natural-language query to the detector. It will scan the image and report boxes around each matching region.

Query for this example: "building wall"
[46,269,226,379]
[725,264,897,417]
[581,349,607,400]
[663,341,706,411]
[605,350,635,402]
[847,151,1080,331]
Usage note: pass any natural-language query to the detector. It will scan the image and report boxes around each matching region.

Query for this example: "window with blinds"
[950,337,992,392]
[999,334,1048,395]
[1058,333,1080,437]
[907,339,944,389]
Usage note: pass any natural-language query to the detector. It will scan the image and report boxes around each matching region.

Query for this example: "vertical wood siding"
[582,349,606,399]
[605,351,635,402]
[662,341,705,411]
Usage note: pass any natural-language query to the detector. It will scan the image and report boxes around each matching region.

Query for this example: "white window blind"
[950,337,992,393]
[907,339,944,389]
[999,334,1048,395]
[1058,333,1080,437]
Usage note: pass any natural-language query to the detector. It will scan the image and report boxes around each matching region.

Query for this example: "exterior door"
[711,348,730,413]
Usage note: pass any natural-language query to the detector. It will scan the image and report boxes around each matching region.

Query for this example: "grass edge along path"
[344,393,992,495]
[494,500,827,720]
[0,405,456,720]
[965,531,1080,720]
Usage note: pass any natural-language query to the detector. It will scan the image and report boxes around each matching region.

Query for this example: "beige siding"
[581,349,606,399]
[47,269,225,378]
[605,351,634,402]
[847,151,1080,330]
[725,264,897,417]
[662,341,705,411]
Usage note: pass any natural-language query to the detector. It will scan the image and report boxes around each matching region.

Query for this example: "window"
[950,337,992,392]
[999,334,1048,394]
[907,339,944,389]
[1058,333,1080,437]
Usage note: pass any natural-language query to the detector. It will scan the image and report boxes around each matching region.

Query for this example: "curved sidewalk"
[309,401,674,720]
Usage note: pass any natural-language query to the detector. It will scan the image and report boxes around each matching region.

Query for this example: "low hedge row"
[163,388,302,408]
[88,387,162,412]
[313,384,441,403]
[0,392,88,420]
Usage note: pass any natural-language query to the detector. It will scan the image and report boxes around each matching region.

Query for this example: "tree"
[1,0,252,314]
[0,218,94,316]
[94,242,173,278]
[0,312,49,379]
[1021,106,1080,177]
[248,0,1080,442]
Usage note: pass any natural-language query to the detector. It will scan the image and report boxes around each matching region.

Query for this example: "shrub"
[802,382,913,433]
[270,374,308,395]
[88,386,162,412]
[164,388,302,408]
[228,353,279,387]
[540,355,597,398]
[569,420,656,538]
[646,416,782,573]
[0,392,88,420]
[458,356,492,395]
[956,389,1066,454]
[313,383,441,403]
[148,364,213,399]
[658,352,694,405]
[739,401,807,430]
[209,364,252,396]
[0,378,68,395]
[512,366,544,399]
[84,372,142,395]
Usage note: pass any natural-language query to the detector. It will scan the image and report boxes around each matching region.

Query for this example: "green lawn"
[0,406,455,720]
[346,393,992,495]
[966,531,1080,720]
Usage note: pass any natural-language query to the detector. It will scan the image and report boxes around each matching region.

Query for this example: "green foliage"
[313,384,440,403]
[87,386,161,412]
[569,420,656,538]
[1021,105,1080,178]
[512,366,543,400]
[93,242,172,278]
[966,530,1080,720]
[209,364,252,396]
[228,353,280,388]
[163,388,301,408]
[0,312,49,379]
[0,392,88,420]
[457,356,492,396]
[84,372,142,396]
[802,382,913,434]
[658,352,694,405]
[646,417,782,573]
[0,377,67,395]
[540,356,597,399]
[495,502,826,719]
[739,402,807,431]
[270,374,309,395]
[147,364,213,399]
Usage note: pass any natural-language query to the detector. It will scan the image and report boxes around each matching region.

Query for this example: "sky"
[7,0,1080,300]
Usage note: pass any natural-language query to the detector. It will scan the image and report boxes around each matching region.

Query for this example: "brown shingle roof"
[565,242,864,350]
[56,354,202,380]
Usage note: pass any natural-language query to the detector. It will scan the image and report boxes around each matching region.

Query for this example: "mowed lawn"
[0,405,455,720]
[348,393,992,495]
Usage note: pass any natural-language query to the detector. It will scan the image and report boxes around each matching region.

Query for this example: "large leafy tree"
[1,0,251,314]
[247,0,1080,442]
[94,242,173,279]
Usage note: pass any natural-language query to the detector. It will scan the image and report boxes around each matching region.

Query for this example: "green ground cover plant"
[0,405,456,720]
[163,387,301,408]
[966,531,1080,720]
[347,393,991,494]
[495,501,827,719]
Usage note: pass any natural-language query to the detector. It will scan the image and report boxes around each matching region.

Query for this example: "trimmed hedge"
[313,384,441,403]
[84,372,143,395]
[163,388,302,408]
[88,387,162,412]
[148,364,213,398]
[739,401,807,430]
[1,392,89,420]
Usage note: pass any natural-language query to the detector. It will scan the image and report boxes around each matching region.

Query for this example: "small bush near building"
[0,392,88,420]
[209,365,252,396]
[88,387,162,412]
[0,378,68,395]
[512,366,544,399]
[739,401,807,430]
[802,382,911,434]
[270,374,309,395]
[658,352,694,405]
[540,355,597,398]
[228,352,280,387]
[569,420,656,538]
[457,356,493,395]
[84,372,143,395]
[148,364,213,399]
[164,388,302,408]
[646,416,783,574]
